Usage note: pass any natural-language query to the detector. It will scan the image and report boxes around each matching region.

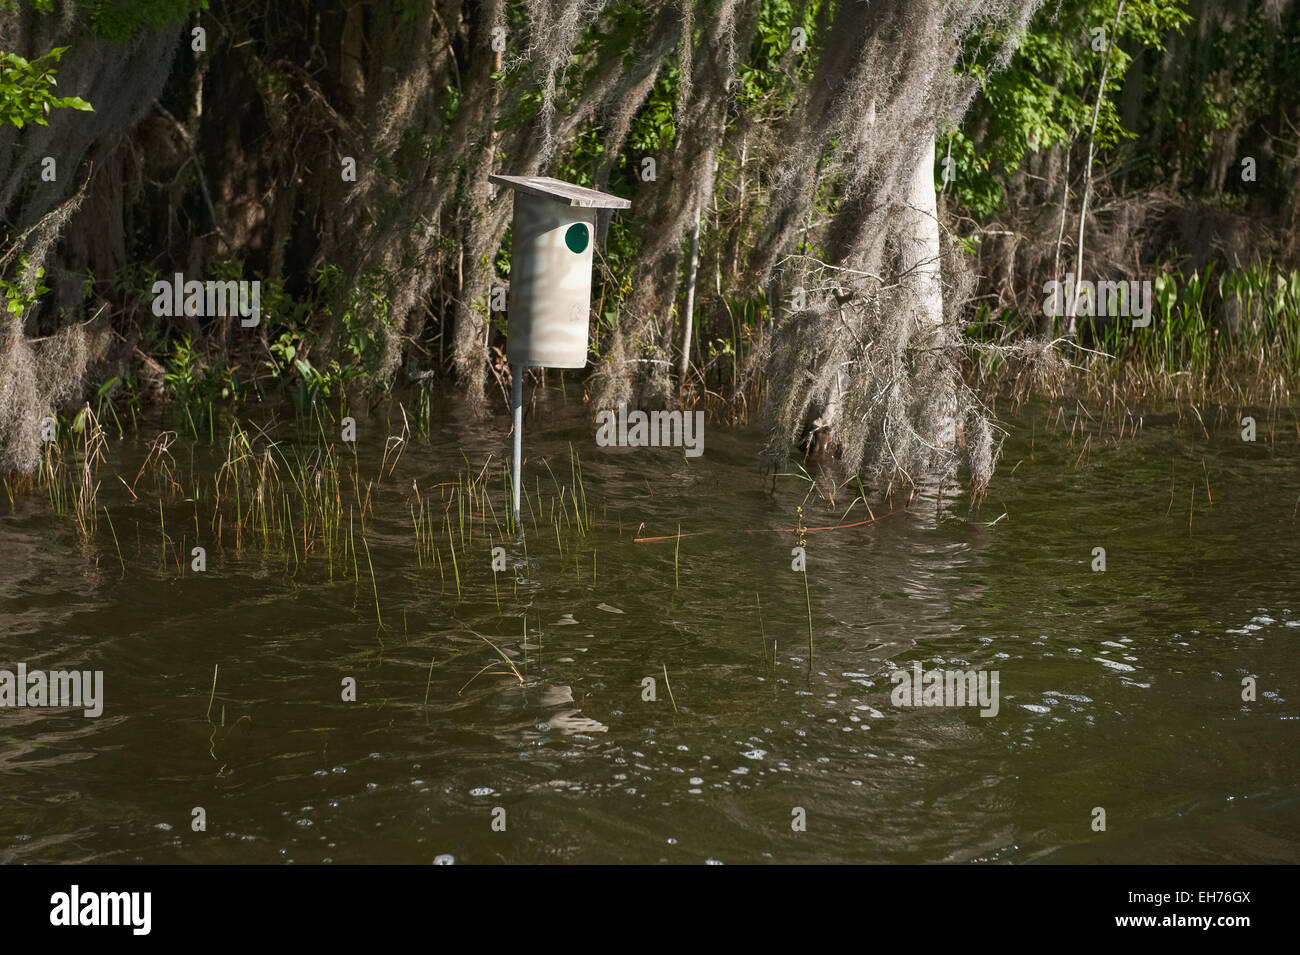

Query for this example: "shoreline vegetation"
[12,258,1300,519]
[975,264,1300,411]
[4,1,1299,502]
[10,350,1297,577]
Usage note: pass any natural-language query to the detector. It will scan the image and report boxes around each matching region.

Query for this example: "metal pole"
[511,363,523,529]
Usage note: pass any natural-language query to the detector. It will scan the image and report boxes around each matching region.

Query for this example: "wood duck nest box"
[489,175,631,369]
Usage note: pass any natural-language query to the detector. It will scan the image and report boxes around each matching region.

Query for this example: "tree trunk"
[1072,0,1125,336]
[899,137,945,330]
[679,210,701,397]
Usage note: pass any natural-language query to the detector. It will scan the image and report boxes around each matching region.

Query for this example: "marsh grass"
[977,265,1300,419]
[29,403,605,646]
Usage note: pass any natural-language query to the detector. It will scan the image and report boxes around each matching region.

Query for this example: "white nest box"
[489,175,631,369]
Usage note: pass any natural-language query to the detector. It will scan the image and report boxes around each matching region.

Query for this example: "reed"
[757,593,776,677]
[491,535,500,611]
[103,505,125,574]
[662,663,679,714]
[205,664,219,721]
[71,405,107,540]
[797,506,813,669]
[674,522,680,589]
[456,626,525,694]
[447,513,461,599]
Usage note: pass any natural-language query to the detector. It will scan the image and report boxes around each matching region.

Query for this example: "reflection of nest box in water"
[489,175,631,369]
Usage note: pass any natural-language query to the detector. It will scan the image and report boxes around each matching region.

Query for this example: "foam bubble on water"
[1044,690,1092,703]
[1094,657,1136,672]
[469,786,495,796]
[433,853,455,865]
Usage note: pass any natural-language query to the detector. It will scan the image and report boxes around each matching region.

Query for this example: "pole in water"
[487,176,630,534]
[511,363,523,528]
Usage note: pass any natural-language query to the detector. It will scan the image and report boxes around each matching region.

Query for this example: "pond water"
[2,393,1298,864]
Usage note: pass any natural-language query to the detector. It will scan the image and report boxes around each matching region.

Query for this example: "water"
[2,397,1298,863]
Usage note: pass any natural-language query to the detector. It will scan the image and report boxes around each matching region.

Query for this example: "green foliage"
[163,334,237,437]
[261,266,394,411]
[82,0,208,43]
[974,264,1300,388]
[0,0,55,15]
[952,0,1190,215]
[1,256,49,316]
[0,47,92,128]
[162,334,200,404]
[333,270,392,376]
[627,64,678,155]
[1161,2,1293,192]
[939,132,1001,219]
[737,0,820,111]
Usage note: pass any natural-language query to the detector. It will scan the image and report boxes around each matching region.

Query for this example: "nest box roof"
[489,175,631,210]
